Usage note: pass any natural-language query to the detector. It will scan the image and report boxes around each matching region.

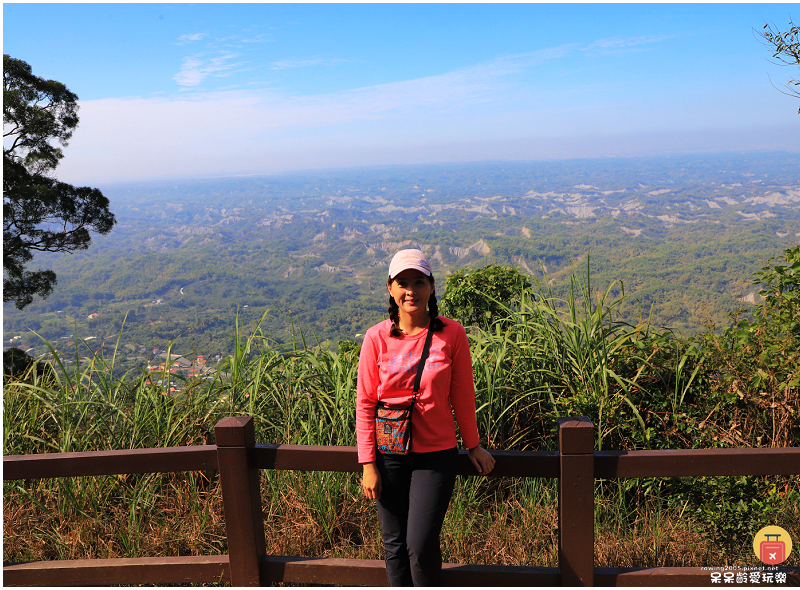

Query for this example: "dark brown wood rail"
[4,415,799,586]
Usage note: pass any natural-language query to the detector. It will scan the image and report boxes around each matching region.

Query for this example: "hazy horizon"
[84,149,797,191]
[4,3,799,185]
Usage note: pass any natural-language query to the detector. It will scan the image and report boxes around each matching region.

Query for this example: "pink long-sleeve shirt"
[356,317,481,464]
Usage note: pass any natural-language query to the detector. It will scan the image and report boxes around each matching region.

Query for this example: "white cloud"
[582,35,669,57]
[173,53,245,87]
[269,57,351,70]
[176,32,207,45]
[327,44,575,113]
[237,34,271,44]
[270,58,325,70]
[54,39,798,184]
[164,44,574,122]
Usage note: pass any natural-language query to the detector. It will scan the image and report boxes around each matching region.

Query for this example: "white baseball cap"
[388,249,432,279]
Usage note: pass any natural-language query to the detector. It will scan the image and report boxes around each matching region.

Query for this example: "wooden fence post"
[558,417,595,587]
[215,416,265,586]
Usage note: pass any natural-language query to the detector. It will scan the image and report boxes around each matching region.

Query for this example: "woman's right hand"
[361,462,382,500]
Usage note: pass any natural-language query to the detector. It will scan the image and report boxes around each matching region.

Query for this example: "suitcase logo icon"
[760,534,785,564]
[754,526,793,566]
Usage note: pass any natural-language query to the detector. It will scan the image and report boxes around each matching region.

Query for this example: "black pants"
[375,447,458,587]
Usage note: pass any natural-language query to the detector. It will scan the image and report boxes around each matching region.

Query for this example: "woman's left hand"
[468,445,495,475]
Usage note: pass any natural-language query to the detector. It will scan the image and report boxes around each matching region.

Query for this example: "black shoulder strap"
[412,318,435,398]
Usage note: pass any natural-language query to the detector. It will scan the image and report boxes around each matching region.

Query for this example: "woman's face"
[388,269,434,319]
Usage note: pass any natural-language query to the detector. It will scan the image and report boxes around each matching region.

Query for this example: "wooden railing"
[4,416,800,586]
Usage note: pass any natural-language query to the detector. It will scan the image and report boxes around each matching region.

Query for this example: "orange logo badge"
[753,526,793,565]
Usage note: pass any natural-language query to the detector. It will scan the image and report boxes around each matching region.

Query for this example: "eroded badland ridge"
[4,154,799,365]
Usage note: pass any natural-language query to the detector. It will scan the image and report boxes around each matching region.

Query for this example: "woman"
[356,248,495,586]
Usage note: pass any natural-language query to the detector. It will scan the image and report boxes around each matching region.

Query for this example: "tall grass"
[4,270,798,570]
[467,264,709,453]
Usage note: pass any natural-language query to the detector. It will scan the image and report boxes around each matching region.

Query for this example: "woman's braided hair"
[387,283,445,337]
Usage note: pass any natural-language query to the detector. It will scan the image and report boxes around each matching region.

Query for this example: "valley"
[4,152,799,375]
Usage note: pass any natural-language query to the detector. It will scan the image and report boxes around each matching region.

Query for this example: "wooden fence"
[4,416,800,586]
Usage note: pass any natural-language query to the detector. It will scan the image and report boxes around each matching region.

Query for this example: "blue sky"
[3,3,799,184]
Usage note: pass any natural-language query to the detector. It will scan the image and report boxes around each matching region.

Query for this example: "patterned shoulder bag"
[375,319,435,455]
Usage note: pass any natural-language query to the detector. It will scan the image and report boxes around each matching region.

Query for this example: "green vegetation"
[440,264,531,328]
[5,154,799,371]
[698,243,800,448]
[4,247,798,571]
[3,55,116,309]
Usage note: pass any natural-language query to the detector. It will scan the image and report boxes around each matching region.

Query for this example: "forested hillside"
[4,152,799,373]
